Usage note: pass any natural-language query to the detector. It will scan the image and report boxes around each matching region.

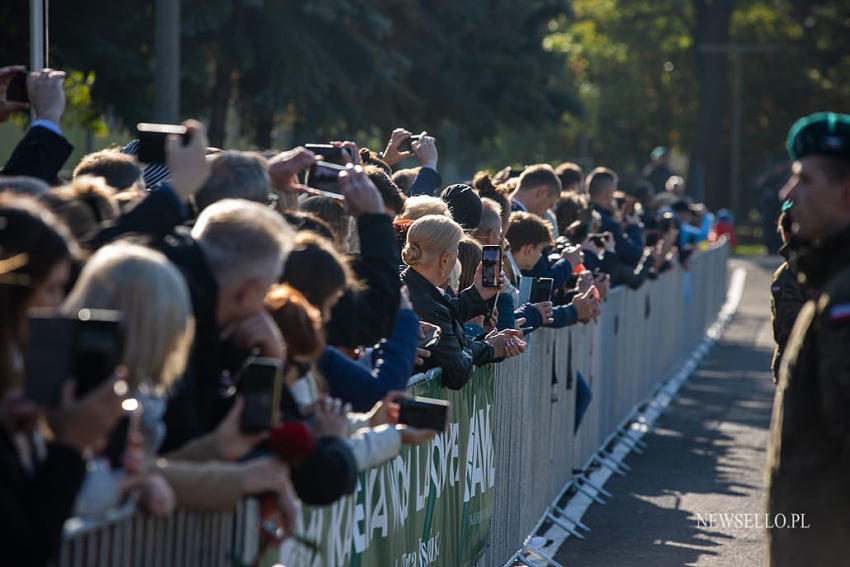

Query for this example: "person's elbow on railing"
[514,300,548,332]
[434,343,475,390]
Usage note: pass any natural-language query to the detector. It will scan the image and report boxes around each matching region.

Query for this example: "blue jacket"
[523,250,574,291]
[590,202,643,266]
[678,213,713,248]
[318,308,420,412]
[407,166,441,196]
[514,300,544,330]
[547,304,579,328]
[494,292,546,333]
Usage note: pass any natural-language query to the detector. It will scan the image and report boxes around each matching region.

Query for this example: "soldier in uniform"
[769,206,806,384]
[766,111,850,566]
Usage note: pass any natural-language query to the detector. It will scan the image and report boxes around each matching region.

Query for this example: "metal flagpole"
[43,0,49,68]
[29,0,46,122]
[29,0,45,71]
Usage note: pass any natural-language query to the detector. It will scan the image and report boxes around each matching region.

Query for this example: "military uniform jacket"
[770,244,806,383]
[766,224,850,566]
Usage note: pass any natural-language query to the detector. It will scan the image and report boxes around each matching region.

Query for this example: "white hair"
[191,199,294,289]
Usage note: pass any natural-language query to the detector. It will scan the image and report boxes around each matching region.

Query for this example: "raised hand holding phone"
[0,66,30,122]
[338,164,385,216]
[268,147,317,195]
[165,120,210,199]
[482,245,502,288]
[382,128,415,166]
[473,261,505,301]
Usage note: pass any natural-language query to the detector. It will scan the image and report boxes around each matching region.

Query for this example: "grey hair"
[191,199,294,289]
[194,151,270,211]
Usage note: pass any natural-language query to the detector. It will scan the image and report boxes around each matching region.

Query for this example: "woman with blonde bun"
[400,215,526,389]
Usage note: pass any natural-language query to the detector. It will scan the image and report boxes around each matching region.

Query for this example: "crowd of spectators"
[0,66,727,564]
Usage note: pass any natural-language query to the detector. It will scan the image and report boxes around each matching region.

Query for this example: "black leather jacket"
[400,266,493,389]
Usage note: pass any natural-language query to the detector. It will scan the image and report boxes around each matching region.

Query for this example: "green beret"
[787,111,850,161]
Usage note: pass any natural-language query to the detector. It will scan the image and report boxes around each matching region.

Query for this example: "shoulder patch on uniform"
[829,303,850,323]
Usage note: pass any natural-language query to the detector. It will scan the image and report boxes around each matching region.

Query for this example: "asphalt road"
[554,257,781,567]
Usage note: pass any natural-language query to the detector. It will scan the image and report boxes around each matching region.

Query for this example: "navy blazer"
[2,125,73,183]
[589,202,644,266]
[407,166,441,196]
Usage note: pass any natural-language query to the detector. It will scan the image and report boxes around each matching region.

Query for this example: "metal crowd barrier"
[55,243,729,567]
[479,243,729,566]
[55,497,259,567]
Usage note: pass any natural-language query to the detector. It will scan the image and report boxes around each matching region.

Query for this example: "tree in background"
[542,0,850,214]
[2,0,849,220]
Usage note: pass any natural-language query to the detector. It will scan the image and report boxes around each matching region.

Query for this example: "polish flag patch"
[829,303,850,323]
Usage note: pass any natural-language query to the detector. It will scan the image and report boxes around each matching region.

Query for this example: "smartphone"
[418,327,440,349]
[136,123,191,164]
[482,245,502,288]
[398,134,422,153]
[25,309,124,406]
[237,357,282,433]
[529,277,554,304]
[303,144,352,165]
[397,396,450,431]
[306,160,346,196]
[589,233,608,248]
[7,71,29,104]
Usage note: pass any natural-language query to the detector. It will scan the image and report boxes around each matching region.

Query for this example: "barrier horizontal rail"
[54,243,728,567]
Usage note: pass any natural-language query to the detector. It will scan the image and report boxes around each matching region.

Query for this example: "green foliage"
[49,1,155,129]
[2,0,848,209]
[541,0,850,212]
[13,0,576,161]
[64,71,108,137]
[544,0,699,175]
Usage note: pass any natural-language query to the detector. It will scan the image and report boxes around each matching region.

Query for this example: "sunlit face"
[28,258,71,309]
[515,242,548,271]
[787,156,850,242]
[441,246,459,280]
[532,186,560,217]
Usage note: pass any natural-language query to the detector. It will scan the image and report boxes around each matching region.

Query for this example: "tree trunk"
[689,0,733,211]
[207,58,232,148]
[253,111,274,150]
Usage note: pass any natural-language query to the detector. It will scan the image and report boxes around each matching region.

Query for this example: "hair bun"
[402,242,422,265]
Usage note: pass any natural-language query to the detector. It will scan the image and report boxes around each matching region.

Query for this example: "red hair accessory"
[268,421,315,464]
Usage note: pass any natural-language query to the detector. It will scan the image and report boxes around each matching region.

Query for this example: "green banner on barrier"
[279,366,496,567]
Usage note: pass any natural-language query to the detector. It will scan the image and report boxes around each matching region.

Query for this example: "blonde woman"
[400,215,526,390]
[64,243,297,518]
[64,242,194,517]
